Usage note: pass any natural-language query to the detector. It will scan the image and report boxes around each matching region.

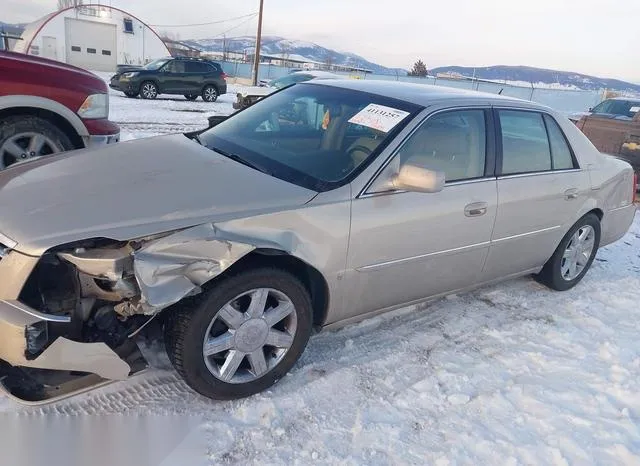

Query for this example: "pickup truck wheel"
[140,81,158,100]
[0,116,74,170]
[164,268,313,400]
[184,94,198,101]
[536,213,601,291]
[202,85,218,102]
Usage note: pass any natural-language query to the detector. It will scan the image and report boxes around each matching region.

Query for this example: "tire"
[184,94,198,101]
[202,85,218,102]
[164,268,313,400]
[535,213,601,291]
[0,115,75,170]
[140,81,158,100]
[124,92,138,98]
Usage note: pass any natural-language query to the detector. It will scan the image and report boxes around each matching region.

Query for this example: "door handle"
[564,188,579,200]
[464,202,488,217]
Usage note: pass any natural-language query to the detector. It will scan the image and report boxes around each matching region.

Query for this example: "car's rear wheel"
[0,116,75,170]
[140,81,158,100]
[124,91,138,98]
[164,268,313,400]
[184,94,198,101]
[202,85,218,102]
[536,213,601,291]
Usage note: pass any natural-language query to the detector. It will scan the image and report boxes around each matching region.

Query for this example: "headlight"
[77,93,108,119]
[122,72,138,78]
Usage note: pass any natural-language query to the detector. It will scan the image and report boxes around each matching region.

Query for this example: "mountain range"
[184,36,407,76]
[2,20,638,93]
[431,66,640,93]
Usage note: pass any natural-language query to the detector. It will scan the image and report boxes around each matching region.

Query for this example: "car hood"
[238,86,275,97]
[0,134,317,256]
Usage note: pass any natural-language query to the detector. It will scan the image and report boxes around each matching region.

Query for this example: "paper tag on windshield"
[630,106,640,113]
[348,104,410,133]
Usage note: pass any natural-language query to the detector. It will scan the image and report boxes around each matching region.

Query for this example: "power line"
[150,12,257,28]
[208,14,257,39]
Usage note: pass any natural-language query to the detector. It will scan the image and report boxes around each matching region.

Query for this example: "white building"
[13,4,170,72]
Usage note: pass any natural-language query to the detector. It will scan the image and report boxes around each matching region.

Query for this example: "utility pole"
[252,0,265,85]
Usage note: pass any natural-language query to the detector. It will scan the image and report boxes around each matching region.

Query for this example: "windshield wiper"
[210,146,272,176]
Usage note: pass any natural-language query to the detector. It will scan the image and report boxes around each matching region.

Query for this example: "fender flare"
[0,95,89,138]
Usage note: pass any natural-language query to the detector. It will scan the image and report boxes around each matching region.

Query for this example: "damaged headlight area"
[20,224,258,340]
[3,224,260,404]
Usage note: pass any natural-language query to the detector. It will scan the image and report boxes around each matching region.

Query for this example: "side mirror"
[391,158,445,193]
[588,107,593,112]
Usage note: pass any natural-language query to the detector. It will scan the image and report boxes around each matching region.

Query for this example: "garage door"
[65,18,117,72]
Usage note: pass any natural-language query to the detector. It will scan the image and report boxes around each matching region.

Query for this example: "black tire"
[0,115,75,170]
[535,213,601,291]
[140,81,158,100]
[164,268,313,400]
[184,94,198,101]
[124,92,138,98]
[202,85,218,102]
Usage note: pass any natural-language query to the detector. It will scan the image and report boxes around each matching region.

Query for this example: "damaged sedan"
[0,80,636,404]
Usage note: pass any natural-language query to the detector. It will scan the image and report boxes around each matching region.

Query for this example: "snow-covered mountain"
[185,35,407,75]
[431,65,640,93]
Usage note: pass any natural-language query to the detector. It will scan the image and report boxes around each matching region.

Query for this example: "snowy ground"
[1,78,640,465]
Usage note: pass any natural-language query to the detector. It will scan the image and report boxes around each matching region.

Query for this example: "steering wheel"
[346,144,373,167]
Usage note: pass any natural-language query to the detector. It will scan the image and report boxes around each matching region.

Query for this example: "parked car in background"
[0,50,119,170]
[568,97,640,123]
[234,70,340,109]
[0,80,635,405]
[109,56,228,102]
[572,97,640,181]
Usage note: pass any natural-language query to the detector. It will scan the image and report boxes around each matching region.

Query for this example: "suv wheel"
[0,116,75,170]
[141,81,158,100]
[184,94,198,101]
[202,85,218,103]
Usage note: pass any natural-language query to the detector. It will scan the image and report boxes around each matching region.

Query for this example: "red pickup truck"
[0,51,119,170]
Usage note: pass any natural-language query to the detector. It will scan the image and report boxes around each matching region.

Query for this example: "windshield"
[591,99,640,118]
[143,58,171,70]
[198,83,422,191]
[268,74,312,89]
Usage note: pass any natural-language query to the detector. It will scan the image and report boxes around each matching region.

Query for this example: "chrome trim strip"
[358,177,497,199]
[2,300,71,323]
[357,241,490,271]
[497,169,582,180]
[0,232,17,249]
[492,225,561,243]
[609,203,635,213]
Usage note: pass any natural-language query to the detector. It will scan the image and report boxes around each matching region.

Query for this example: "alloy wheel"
[0,132,62,169]
[561,225,595,281]
[142,83,158,99]
[202,288,298,384]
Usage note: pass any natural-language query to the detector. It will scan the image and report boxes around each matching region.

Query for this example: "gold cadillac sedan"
[0,80,635,404]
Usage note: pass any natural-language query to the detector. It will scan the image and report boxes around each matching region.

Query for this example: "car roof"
[305,79,538,108]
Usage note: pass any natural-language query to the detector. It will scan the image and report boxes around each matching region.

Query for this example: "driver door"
[343,108,498,320]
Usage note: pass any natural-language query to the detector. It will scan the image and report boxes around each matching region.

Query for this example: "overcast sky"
[5,0,639,82]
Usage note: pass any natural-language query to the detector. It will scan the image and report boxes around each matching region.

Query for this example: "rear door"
[185,61,212,93]
[482,108,591,281]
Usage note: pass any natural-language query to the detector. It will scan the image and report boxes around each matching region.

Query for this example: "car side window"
[499,110,551,175]
[165,60,185,73]
[543,114,576,170]
[395,109,487,183]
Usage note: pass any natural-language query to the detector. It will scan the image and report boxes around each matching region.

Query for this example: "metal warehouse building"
[13,4,170,72]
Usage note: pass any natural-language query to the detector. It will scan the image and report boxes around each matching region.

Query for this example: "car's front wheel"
[202,85,219,102]
[140,81,158,100]
[0,115,75,170]
[536,213,601,291]
[164,268,313,400]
